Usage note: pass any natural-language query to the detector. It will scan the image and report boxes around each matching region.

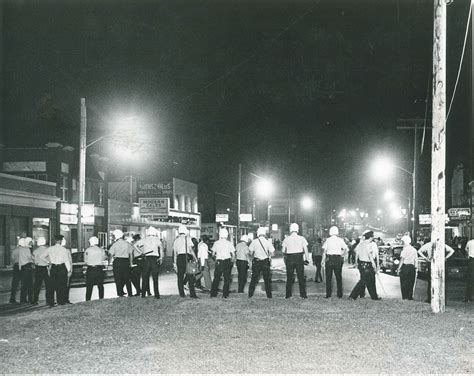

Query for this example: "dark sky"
[1,0,471,218]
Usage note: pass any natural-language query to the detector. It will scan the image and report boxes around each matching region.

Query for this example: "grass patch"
[0,291,473,374]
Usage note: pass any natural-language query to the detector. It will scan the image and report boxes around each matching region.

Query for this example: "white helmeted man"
[84,236,106,301]
[235,234,251,293]
[322,226,348,298]
[248,228,275,298]
[282,223,310,299]
[32,237,52,305]
[172,225,198,298]
[108,229,133,297]
[197,236,213,291]
[210,227,235,298]
[397,235,417,300]
[135,226,163,299]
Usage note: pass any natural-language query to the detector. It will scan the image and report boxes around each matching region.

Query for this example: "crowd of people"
[8,223,474,306]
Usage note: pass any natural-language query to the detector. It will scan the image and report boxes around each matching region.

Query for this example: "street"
[1,257,467,316]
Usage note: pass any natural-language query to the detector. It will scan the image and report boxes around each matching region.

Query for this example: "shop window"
[192,198,198,213]
[60,175,69,201]
[98,232,108,249]
[98,183,104,206]
[9,216,28,264]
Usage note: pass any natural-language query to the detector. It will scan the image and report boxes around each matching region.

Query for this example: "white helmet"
[178,225,187,235]
[240,235,249,243]
[290,223,299,233]
[219,228,229,239]
[401,235,412,245]
[329,226,339,236]
[113,229,124,240]
[36,237,46,246]
[18,238,28,248]
[146,226,158,237]
[257,227,266,237]
[61,238,67,247]
[89,236,99,246]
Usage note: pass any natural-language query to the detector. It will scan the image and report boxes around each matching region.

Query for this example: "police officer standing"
[136,226,163,299]
[84,236,106,301]
[348,230,381,301]
[248,228,274,298]
[32,237,53,306]
[18,237,34,303]
[41,235,72,306]
[236,234,250,293]
[197,236,212,291]
[322,226,348,298]
[9,237,22,303]
[397,235,418,300]
[108,229,133,297]
[210,228,235,299]
[282,223,310,299]
[173,225,198,298]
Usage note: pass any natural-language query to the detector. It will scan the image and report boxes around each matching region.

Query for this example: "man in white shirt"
[210,228,235,298]
[463,238,474,302]
[197,236,212,291]
[236,235,250,293]
[397,235,418,300]
[32,237,52,306]
[172,225,198,298]
[18,237,34,303]
[248,228,274,298]
[84,236,107,301]
[322,226,348,298]
[282,223,310,299]
[135,227,163,299]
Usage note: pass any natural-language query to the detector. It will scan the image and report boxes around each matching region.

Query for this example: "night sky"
[1,0,471,219]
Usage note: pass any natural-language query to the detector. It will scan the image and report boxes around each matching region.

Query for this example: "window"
[98,183,104,206]
[72,179,77,191]
[60,175,68,201]
[98,232,108,248]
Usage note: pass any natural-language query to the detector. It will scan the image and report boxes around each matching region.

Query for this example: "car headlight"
[394,259,400,265]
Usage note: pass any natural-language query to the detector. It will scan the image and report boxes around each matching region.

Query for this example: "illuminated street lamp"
[384,189,411,233]
[300,197,314,210]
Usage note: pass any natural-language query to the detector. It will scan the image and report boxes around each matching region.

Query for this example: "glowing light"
[255,179,274,198]
[301,197,313,210]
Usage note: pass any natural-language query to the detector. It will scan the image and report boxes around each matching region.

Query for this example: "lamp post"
[384,190,411,234]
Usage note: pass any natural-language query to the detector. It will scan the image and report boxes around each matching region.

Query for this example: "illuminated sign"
[215,214,229,222]
[137,182,173,196]
[239,213,252,222]
[139,197,169,217]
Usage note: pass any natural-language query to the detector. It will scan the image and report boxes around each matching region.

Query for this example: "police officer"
[84,236,107,301]
[173,225,198,298]
[463,237,474,302]
[18,237,34,303]
[210,228,235,298]
[236,234,250,293]
[397,235,418,300]
[248,228,274,298]
[108,229,133,297]
[197,236,212,291]
[282,223,310,299]
[41,235,72,306]
[9,238,21,304]
[349,230,381,301]
[322,226,348,298]
[136,226,163,299]
[32,237,53,306]
[312,238,324,283]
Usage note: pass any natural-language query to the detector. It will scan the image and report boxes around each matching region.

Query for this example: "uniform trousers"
[33,265,53,305]
[349,262,379,300]
[399,264,415,300]
[285,253,307,298]
[113,258,132,297]
[9,264,21,303]
[50,264,68,305]
[130,258,144,295]
[325,255,343,298]
[176,254,197,298]
[86,266,105,300]
[236,259,249,293]
[312,255,323,282]
[210,258,232,298]
[248,259,272,298]
[20,263,34,303]
[464,257,474,301]
[142,256,160,298]
[197,259,212,290]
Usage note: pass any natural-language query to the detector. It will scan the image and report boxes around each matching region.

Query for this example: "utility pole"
[237,163,241,239]
[78,98,87,253]
[431,0,447,313]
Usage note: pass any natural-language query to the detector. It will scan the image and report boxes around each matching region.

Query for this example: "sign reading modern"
[139,197,169,217]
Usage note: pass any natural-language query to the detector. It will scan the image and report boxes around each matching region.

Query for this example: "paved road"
[0,257,467,315]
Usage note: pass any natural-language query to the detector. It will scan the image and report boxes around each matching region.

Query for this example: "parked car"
[380,245,403,274]
[417,252,468,280]
[69,251,114,287]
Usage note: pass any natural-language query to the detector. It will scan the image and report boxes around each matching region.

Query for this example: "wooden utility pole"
[78,99,87,253]
[431,0,447,313]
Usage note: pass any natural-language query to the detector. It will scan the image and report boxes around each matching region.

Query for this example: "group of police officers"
[12,221,471,306]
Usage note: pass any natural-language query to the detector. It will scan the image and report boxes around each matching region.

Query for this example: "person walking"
[18,237,34,303]
[41,235,72,306]
[282,223,310,299]
[108,229,133,297]
[84,236,107,301]
[197,236,212,291]
[32,237,53,306]
[248,228,274,298]
[236,235,250,293]
[127,233,142,296]
[9,238,22,303]
[348,230,381,301]
[135,227,163,299]
[463,237,474,302]
[312,238,323,283]
[173,225,198,298]
[397,235,418,300]
[322,226,348,298]
[210,228,235,299]
[417,237,455,303]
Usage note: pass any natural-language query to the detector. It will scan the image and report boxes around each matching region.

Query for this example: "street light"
[300,197,314,210]
[384,189,411,234]
[371,156,416,240]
